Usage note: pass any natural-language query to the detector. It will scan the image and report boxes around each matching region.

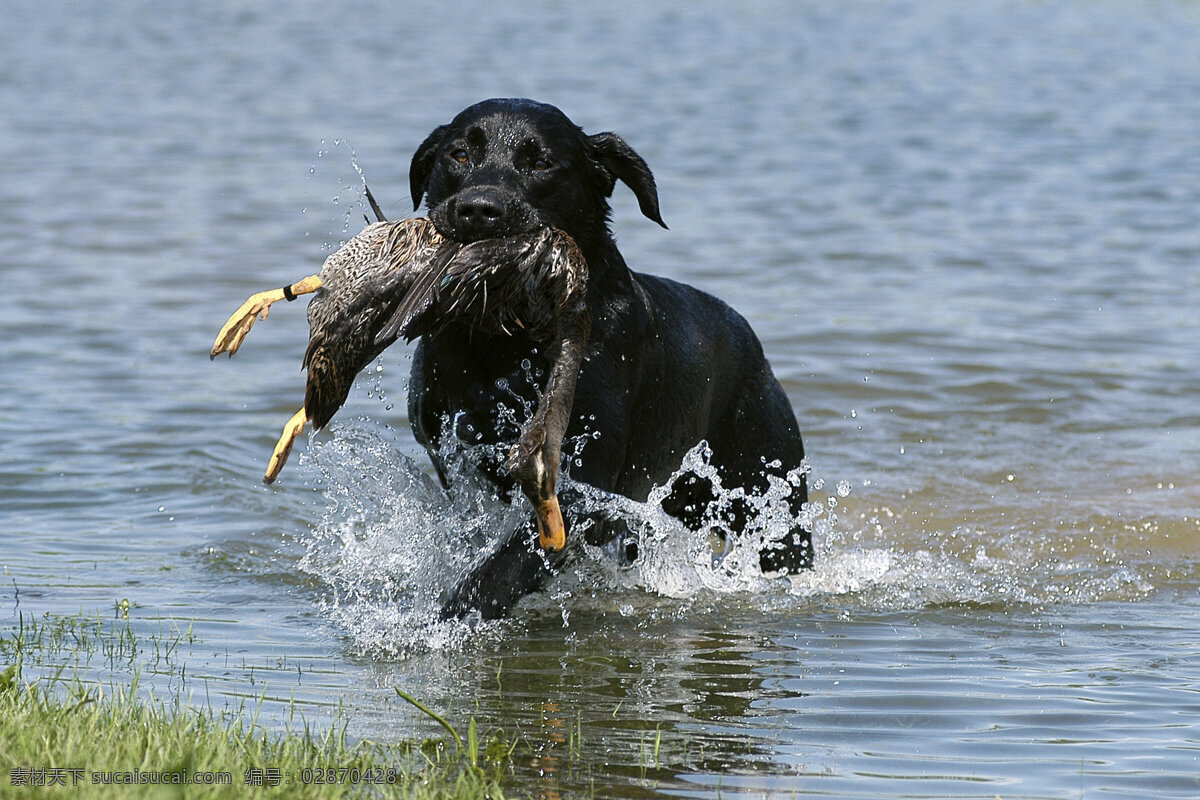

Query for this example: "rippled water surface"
[3,1,1200,797]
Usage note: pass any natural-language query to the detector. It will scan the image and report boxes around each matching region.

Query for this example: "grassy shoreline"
[1,613,517,799]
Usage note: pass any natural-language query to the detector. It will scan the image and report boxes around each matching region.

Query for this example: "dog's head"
[409,98,666,252]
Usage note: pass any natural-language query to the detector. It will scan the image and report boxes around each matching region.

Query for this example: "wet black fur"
[406,99,812,618]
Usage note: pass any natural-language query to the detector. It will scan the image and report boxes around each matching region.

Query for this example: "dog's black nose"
[453,188,507,239]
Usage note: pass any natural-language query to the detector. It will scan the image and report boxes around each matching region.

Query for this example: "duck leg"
[439,304,589,619]
[263,407,309,484]
[507,299,590,552]
[209,275,323,359]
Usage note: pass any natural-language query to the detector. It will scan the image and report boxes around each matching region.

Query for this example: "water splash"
[787,485,1167,611]
[297,423,821,654]
[296,422,523,655]
[295,416,1179,656]
[306,137,383,249]
[564,442,822,599]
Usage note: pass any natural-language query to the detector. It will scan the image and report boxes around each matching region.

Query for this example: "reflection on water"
[4,0,1200,797]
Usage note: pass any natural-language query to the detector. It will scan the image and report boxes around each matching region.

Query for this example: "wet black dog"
[406,98,812,618]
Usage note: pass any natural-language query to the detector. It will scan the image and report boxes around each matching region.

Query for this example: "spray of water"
[296,408,834,655]
[294,396,1168,656]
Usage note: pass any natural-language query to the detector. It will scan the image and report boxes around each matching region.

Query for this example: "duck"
[210,211,588,552]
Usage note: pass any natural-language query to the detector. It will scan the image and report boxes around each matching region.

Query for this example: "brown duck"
[210,217,588,552]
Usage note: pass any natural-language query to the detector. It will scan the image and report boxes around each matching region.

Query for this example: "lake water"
[3,1,1200,797]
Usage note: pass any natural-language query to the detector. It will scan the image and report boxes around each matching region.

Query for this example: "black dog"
[406,99,812,618]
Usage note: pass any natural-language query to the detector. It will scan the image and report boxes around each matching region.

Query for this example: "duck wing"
[372,241,463,347]
[387,229,557,342]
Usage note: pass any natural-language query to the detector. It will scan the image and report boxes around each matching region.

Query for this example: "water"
[3,1,1200,796]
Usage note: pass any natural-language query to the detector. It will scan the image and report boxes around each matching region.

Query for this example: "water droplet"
[836,480,851,497]
[520,358,531,371]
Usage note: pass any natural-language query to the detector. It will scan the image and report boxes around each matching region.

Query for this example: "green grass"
[0,613,517,799]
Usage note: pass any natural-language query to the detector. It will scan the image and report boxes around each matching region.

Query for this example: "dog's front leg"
[437,520,572,620]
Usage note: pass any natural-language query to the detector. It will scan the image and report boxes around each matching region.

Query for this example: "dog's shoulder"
[630,271,757,337]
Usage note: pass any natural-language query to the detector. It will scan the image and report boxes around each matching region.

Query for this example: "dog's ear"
[587,132,667,229]
[409,124,449,211]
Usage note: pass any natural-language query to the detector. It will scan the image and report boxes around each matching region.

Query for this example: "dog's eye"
[532,157,552,171]
[450,149,469,164]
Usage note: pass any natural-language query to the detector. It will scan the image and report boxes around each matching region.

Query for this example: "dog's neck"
[570,234,648,330]
[575,227,625,272]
